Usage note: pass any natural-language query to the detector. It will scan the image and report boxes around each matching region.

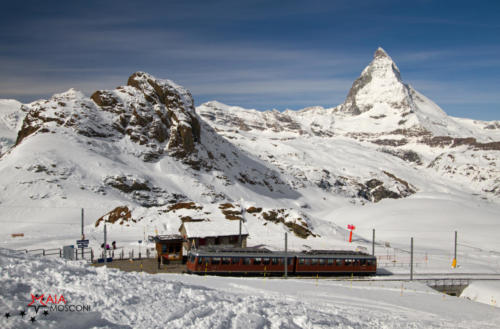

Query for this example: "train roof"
[188,248,376,259]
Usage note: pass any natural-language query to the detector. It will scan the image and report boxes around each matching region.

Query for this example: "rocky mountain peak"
[15,72,201,160]
[370,47,401,78]
[338,47,412,116]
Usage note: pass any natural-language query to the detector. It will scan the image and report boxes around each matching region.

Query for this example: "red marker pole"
[347,224,356,243]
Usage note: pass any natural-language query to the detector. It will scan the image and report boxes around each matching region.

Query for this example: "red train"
[186,248,377,276]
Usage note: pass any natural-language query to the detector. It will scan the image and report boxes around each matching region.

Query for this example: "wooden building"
[151,234,184,262]
[179,221,249,252]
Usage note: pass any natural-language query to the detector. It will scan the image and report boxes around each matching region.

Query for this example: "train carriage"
[186,248,376,276]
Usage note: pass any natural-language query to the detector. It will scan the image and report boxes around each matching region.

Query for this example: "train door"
[293,256,298,274]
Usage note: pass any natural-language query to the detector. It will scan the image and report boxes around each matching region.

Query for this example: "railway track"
[294,272,500,281]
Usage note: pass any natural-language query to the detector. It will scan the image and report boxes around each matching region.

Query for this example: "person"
[112,241,116,250]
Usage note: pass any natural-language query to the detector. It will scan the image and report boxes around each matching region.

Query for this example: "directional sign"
[76,239,89,248]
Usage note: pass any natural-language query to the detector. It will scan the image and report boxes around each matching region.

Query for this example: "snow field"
[1,249,500,329]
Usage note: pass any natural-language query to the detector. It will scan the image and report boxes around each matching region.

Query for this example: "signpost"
[76,239,89,248]
[347,224,356,243]
[76,239,89,260]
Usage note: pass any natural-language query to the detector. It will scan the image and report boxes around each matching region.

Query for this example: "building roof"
[181,221,249,238]
[149,234,184,243]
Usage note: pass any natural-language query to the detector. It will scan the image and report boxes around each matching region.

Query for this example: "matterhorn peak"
[338,47,409,115]
[374,47,389,59]
[366,47,401,78]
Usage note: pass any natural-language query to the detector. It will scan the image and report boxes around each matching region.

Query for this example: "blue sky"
[1,0,499,120]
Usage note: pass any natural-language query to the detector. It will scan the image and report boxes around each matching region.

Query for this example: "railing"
[16,246,159,264]
[18,248,62,257]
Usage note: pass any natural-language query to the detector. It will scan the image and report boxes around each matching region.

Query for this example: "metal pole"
[104,224,107,264]
[454,230,457,264]
[372,229,375,256]
[239,218,242,247]
[81,208,85,259]
[284,232,288,278]
[81,208,84,238]
[410,237,414,281]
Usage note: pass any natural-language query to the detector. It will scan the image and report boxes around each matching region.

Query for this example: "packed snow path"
[1,249,499,329]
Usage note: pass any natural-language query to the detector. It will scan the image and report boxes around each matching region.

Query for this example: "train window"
[243,258,251,265]
[311,258,318,265]
[304,259,310,265]
[189,254,195,263]
[211,257,221,265]
[231,257,240,265]
[327,259,333,265]
[272,258,279,265]
[367,260,373,266]
[288,258,293,265]
[345,259,352,266]
[162,245,167,253]
[198,257,204,264]
[263,258,270,265]
[335,259,343,266]
[319,258,326,265]
[222,257,231,265]
[253,258,262,265]
[299,258,305,265]
[360,259,366,266]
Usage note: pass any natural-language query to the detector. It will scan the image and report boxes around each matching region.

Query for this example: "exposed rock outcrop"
[16,72,201,160]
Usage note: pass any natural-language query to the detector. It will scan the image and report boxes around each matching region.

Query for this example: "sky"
[0,0,499,120]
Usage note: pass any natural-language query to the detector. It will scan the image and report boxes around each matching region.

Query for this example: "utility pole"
[372,229,375,256]
[410,237,414,281]
[239,218,242,248]
[452,231,457,268]
[284,232,288,278]
[81,208,84,259]
[81,208,84,238]
[104,224,107,264]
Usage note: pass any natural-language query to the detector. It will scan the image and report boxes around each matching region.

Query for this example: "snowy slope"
[0,49,499,287]
[1,249,500,329]
[0,99,24,155]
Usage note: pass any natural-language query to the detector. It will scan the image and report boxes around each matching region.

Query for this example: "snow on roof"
[182,221,249,238]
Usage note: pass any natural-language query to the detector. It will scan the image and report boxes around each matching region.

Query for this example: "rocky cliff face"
[16,72,200,161]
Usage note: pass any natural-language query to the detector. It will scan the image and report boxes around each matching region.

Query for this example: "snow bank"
[461,281,500,308]
[1,248,500,329]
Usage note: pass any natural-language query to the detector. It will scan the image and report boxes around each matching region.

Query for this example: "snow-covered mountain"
[0,48,499,255]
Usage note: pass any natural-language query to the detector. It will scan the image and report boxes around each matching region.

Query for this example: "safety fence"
[16,246,158,263]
